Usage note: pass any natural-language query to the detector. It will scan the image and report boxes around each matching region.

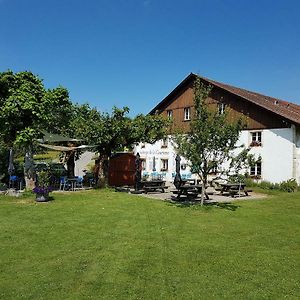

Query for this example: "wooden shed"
[108,153,136,186]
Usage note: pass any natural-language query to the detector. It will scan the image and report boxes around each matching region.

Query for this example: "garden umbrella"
[8,148,15,176]
[174,154,181,189]
[135,153,142,191]
[152,156,156,172]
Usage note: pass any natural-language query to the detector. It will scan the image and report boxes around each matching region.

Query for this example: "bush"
[245,178,299,193]
[279,179,298,193]
[0,182,7,191]
[259,181,275,190]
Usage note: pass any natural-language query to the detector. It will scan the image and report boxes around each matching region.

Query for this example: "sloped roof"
[150,73,300,125]
[38,130,81,143]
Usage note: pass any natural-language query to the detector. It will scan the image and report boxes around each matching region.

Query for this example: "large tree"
[174,77,253,204]
[0,70,72,188]
[67,104,169,186]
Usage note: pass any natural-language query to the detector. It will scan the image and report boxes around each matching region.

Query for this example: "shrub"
[0,182,7,191]
[259,181,275,190]
[279,179,298,193]
[245,178,299,193]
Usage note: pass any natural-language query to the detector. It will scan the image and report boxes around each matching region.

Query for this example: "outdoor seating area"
[114,153,252,203]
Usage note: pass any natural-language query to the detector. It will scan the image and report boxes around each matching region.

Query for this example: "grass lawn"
[0,189,299,299]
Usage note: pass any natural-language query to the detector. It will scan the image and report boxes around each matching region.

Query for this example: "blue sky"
[1,0,299,116]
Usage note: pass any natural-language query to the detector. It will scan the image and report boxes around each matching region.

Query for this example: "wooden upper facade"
[150,73,300,132]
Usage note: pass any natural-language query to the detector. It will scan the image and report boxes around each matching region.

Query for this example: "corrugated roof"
[150,73,300,125]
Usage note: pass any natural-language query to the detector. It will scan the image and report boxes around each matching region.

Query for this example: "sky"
[0,0,299,116]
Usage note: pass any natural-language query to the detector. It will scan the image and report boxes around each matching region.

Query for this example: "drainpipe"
[291,124,298,183]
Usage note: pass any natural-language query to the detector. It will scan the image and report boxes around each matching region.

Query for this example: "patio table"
[220,183,248,197]
[67,178,78,191]
[173,184,209,200]
[141,180,166,193]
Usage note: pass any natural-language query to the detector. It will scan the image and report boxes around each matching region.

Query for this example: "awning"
[38,143,95,152]
[37,130,81,143]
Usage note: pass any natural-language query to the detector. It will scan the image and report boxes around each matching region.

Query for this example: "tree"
[174,77,252,204]
[0,70,72,188]
[68,104,169,186]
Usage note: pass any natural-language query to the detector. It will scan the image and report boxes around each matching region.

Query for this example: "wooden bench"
[141,180,166,193]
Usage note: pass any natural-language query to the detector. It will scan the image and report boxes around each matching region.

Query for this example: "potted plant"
[33,170,53,202]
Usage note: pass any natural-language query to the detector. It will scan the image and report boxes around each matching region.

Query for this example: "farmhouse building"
[134,73,300,184]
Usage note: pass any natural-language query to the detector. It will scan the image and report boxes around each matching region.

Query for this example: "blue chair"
[76,176,83,189]
[59,176,69,191]
[9,175,18,189]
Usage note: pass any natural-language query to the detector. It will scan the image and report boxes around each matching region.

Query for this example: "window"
[161,159,168,171]
[250,162,262,177]
[250,132,262,146]
[184,107,191,121]
[161,138,168,148]
[218,103,226,114]
[141,159,146,170]
[167,110,173,119]
[181,163,187,170]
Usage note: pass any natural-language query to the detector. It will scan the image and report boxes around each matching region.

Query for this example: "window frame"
[250,161,262,177]
[140,158,146,171]
[167,110,173,119]
[183,107,191,121]
[218,102,226,115]
[161,138,168,148]
[160,159,169,171]
[250,131,262,147]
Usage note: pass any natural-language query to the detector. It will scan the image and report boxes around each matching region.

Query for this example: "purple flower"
[32,186,53,194]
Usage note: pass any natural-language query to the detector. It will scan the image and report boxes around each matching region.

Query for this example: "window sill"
[250,175,262,179]
[250,142,262,147]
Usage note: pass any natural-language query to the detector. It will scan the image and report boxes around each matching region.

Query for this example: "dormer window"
[167,110,173,119]
[184,107,191,121]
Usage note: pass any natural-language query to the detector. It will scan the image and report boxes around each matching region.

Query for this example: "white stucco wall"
[134,127,297,184]
[241,128,294,183]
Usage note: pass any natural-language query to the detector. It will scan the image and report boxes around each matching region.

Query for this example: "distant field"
[0,190,299,299]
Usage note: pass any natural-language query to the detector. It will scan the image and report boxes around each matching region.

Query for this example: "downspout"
[291,124,298,183]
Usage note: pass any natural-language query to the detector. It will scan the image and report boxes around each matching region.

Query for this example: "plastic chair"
[59,176,68,191]
[9,175,18,189]
[76,176,83,189]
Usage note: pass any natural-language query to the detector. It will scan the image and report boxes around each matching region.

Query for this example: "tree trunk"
[96,154,109,188]
[201,181,205,206]
[66,151,75,178]
[24,146,35,190]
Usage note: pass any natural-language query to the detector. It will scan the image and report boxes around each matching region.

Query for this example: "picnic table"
[220,183,249,197]
[172,184,209,200]
[141,180,166,193]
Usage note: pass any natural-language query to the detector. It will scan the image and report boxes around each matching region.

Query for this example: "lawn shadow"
[167,199,240,211]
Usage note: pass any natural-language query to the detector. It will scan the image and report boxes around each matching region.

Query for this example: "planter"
[35,193,49,202]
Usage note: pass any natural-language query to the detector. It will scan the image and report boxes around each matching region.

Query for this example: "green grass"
[0,190,299,299]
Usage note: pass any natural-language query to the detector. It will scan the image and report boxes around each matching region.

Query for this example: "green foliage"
[0,182,7,191]
[245,178,299,192]
[279,179,298,192]
[67,104,169,156]
[174,77,248,184]
[36,170,51,188]
[0,70,72,148]
[0,142,9,181]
